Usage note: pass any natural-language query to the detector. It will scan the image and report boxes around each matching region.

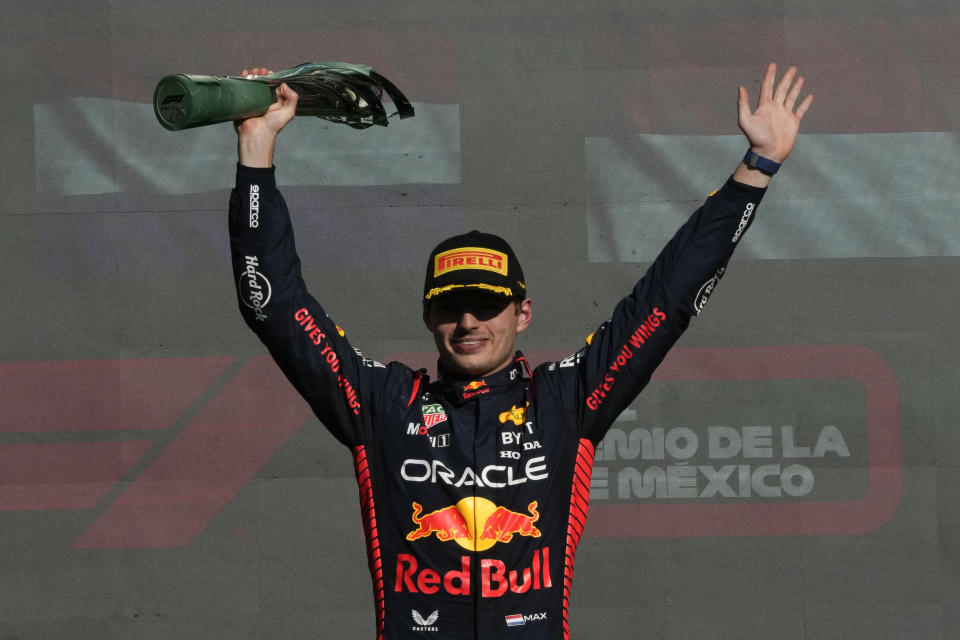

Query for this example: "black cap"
[423,230,526,302]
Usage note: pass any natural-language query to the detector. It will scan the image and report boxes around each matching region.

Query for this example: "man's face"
[423,290,532,379]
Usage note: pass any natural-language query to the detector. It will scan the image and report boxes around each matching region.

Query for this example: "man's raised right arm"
[228,75,380,447]
[234,68,299,167]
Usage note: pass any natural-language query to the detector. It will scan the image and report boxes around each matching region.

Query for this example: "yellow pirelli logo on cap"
[434,247,508,277]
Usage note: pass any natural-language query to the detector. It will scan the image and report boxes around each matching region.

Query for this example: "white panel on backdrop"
[587,132,960,260]
[35,99,461,195]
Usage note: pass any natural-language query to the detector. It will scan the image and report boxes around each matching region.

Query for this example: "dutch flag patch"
[505,614,525,627]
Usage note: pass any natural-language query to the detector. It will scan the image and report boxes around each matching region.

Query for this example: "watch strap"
[743,149,781,175]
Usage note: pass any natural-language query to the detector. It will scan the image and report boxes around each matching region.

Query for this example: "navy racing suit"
[229,164,765,639]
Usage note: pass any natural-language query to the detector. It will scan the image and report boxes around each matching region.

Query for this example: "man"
[230,63,812,639]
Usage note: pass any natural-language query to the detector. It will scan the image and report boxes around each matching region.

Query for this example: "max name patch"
[435,247,507,277]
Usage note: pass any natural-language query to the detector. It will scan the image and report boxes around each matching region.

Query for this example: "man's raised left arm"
[732,62,814,187]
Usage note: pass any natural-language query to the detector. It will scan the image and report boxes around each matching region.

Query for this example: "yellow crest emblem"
[498,402,529,426]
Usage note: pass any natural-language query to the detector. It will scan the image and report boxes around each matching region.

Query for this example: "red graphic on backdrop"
[0,356,312,548]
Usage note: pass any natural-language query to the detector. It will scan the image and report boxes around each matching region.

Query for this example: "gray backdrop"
[1,1,958,638]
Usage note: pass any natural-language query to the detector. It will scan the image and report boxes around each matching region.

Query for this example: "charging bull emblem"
[406,498,541,551]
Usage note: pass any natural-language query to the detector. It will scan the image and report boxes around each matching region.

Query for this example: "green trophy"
[154,61,414,131]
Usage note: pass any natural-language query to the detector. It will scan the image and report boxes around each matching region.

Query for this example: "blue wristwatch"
[743,149,781,175]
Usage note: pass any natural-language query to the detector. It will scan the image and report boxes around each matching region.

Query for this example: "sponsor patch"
[401,457,548,491]
[434,247,507,277]
[395,547,551,597]
[239,255,271,321]
[505,614,525,627]
[732,202,755,243]
[411,609,439,632]
[248,184,260,228]
[499,403,528,426]
[694,267,725,315]
[460,380,490,400]
[422,403,448,427]
[506,612,547,627]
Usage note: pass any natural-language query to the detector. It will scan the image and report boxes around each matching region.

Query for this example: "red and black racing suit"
[229,164,764,639]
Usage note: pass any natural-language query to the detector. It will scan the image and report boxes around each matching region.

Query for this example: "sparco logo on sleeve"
[731,202,754,243]
[239,255,271,321]
[248,184,260,228]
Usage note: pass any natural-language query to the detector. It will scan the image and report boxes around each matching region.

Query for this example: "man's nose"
[457,311,480,329]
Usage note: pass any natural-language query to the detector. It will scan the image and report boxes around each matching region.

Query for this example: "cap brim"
[424,283,520,301]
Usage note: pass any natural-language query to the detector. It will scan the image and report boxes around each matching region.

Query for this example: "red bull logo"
[395,547,552,597]
[406,497,540,551]
[460,380,490,400]
[480,501,540,543]
[406,502,472,543]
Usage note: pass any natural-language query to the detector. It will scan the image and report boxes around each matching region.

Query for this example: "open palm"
[737,63,814,163]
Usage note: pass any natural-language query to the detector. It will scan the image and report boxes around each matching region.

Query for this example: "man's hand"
[733,62,813,187]
[235,67,299,168]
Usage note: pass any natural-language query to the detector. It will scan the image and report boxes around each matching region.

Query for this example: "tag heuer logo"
[422,403,448,427]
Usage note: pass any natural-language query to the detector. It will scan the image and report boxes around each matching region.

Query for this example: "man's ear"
[422,302,433,331]
[515,298,532,333]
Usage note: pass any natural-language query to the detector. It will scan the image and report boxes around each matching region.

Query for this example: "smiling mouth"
[453,338,487,353]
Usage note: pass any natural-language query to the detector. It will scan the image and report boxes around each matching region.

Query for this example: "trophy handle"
[154,75,274,131]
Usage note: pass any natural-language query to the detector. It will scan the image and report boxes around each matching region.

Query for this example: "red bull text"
[394,547,552,597]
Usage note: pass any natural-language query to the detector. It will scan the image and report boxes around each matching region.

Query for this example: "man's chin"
[441,352,496,379]
[444,359,487,379]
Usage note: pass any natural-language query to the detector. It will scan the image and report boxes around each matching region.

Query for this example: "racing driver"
[229,63,812,639]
